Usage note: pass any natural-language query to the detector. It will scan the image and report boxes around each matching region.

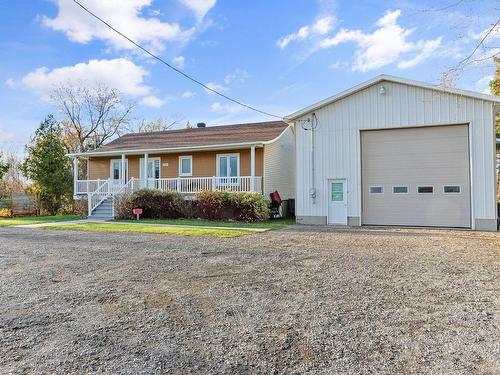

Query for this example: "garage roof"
[286,75,500,120]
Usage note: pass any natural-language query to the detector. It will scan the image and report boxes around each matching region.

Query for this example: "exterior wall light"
[379,85,386,95]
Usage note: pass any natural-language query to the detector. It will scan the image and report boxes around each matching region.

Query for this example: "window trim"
[216,153,240,177]
[369,186,383,194]
[392,186,409,194]
[109,159,128,181]
[417,185,434,194]
[178,155,193,177]
[443,185,462,194]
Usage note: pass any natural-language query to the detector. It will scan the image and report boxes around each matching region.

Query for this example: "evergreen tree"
[21,115,72,214]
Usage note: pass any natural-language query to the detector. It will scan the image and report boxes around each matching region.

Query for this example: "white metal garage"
[361,125,471,228]
[287,75,500,231]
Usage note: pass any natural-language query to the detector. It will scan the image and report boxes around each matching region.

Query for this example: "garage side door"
[361,125,471,228]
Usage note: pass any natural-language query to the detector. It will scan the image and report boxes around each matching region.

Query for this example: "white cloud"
[224,69,250,85]
[172,56,185,68]
[204,81,227,94]
[318,10,442,71]
[182,90,195,98]
[42,0,195,52]
[397,38,443,69]
[210,102,241,114]
[5,78,16,88]
[21,58,152,100]
[180,0,217,21]
[475,75,493,94]
[139,95,165,107]
[277,15,335,48]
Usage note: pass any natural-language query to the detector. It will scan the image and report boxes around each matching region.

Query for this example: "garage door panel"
[361,125,471,228]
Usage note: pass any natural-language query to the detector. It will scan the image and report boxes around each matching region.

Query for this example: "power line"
[71,0,283,120]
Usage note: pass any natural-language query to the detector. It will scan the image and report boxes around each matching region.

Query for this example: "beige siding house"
[70,121,294,218]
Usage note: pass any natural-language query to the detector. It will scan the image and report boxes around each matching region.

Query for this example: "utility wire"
[72,0,283,119]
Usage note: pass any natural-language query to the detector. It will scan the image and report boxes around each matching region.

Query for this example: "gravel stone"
[0,226,499,374]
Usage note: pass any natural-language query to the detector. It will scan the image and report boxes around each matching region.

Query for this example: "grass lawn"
[0,215,80,227]
[117,217,295,229]
[40,222,256,238]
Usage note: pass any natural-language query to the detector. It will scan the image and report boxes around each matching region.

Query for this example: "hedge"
[114,189,270,222]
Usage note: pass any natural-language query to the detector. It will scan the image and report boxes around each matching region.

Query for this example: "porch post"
[73,157,78,196]
[250,145,255,192]
[143,152,148,188]
[121,153,126,185]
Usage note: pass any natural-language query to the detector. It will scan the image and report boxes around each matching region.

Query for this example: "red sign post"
[132,208,143,220]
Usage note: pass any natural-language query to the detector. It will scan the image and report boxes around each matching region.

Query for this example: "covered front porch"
[72,144,263,196]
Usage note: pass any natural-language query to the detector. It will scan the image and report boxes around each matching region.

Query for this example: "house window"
[216,154,240,185]
[444,185,461,193]
[369,186,383,194]
[393,186,408,194]
[179,156,192,176]
[418,186,434,194]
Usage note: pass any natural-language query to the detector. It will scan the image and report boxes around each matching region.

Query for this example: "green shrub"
[131,189,186,219]
[196,190,270,222]
[196,190,231,220]
[230,192,270,222]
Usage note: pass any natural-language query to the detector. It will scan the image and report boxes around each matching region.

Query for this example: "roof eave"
[66,140,267,158]
[285,74,500,120]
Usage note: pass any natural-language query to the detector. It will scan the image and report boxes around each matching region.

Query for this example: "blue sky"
[1,0,498,154]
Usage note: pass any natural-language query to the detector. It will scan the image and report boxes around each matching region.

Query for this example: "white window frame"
[216,153,240,177]
[178,155,193,177]
[139,157,161,180]
[216,153,240,186]
[109,159,128,181]
[443,185,461,194]
[369,186,384,194]
[392,186,409,194]
[417,185,435,194]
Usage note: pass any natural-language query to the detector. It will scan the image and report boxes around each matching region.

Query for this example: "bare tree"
[132,115,187,133]
[51,83,135,153]
[0,151,25,196]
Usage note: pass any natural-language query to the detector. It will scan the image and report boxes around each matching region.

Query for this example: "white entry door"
[139,158,160,188]
[328,179,347,225]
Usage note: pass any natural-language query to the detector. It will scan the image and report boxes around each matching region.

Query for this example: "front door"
[140,158,160,188]
[328,179,347,225]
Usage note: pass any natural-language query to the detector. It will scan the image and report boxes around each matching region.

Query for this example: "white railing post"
[177,177,181,192]
[121,154,126,186]
[73,157,78,195]
[212,176,216,191]
[87,193,91,216]
[250,145,255,192]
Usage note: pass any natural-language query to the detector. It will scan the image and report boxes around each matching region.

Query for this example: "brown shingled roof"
[93,121,289,153]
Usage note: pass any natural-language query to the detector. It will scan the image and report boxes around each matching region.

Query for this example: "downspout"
[494,104,500,225]
[310,113,317,204]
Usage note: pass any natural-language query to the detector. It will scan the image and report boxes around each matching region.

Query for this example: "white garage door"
[361,125,471,228]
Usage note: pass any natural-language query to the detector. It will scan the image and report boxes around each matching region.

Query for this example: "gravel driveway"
[0,225,499,374]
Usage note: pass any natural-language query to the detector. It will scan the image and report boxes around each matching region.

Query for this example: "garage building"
[287,75,499,231]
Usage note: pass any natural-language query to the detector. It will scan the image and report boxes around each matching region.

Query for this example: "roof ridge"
[120,120,287,138]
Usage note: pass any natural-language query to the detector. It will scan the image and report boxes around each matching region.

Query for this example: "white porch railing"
[76,179,107,195]
[139,176,262,193]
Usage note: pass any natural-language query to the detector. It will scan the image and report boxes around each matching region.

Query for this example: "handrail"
[88,179,111,216]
